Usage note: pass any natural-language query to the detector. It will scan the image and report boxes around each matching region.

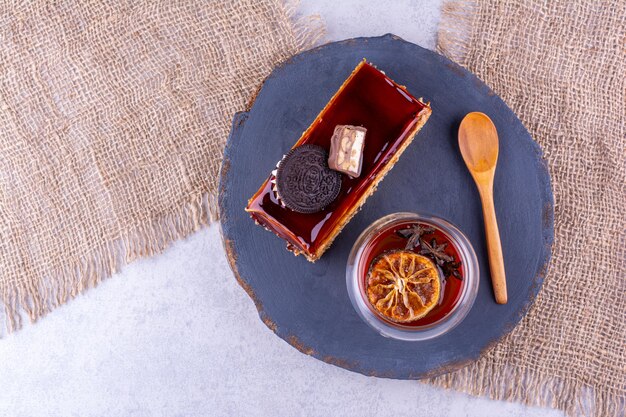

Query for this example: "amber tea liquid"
[358,220,464,327]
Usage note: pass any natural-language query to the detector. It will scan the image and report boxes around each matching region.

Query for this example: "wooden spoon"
[458,112,507,304]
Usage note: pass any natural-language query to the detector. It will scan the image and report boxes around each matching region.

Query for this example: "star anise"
[419,238,454,265]
[441,260,463,279]
[396,224,435,250]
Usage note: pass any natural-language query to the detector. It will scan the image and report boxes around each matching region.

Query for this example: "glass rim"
[346,212,480,341]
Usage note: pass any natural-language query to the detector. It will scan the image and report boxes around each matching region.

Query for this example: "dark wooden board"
[218,35,554,379]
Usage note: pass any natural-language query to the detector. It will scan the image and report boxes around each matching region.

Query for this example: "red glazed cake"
[246,60,432,262]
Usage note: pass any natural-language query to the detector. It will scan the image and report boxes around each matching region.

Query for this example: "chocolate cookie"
[276,145,342,213]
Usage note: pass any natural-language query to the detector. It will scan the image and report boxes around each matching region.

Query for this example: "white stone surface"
[0,1,564,416]
[297,0,441,49]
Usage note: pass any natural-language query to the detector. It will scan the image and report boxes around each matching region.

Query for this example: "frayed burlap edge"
[436,0,477,64]
[430,2,625,417]
[427,355,624,417]
[0,1,325,334]
[2,192,212,332]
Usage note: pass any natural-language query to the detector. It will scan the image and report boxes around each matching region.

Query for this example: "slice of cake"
[245,60,432,262]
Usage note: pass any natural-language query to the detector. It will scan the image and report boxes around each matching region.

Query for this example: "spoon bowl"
[459,112,499,175]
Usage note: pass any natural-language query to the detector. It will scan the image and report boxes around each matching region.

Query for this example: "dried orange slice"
[367,251,440,323]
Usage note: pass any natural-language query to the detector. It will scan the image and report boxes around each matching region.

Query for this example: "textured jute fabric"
[431,1,625,416]
[0,1,322,331]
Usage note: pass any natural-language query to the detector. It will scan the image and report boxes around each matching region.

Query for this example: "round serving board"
[218,35,553,379]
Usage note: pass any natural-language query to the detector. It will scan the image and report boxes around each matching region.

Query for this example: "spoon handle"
[479,185,508,304]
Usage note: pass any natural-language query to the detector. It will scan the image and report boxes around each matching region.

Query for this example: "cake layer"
[246,60,431,261]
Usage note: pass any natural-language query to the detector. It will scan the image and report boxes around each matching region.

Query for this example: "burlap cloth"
[0,0,623,416]
[429,1,625,416]
[0,0,322,329]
